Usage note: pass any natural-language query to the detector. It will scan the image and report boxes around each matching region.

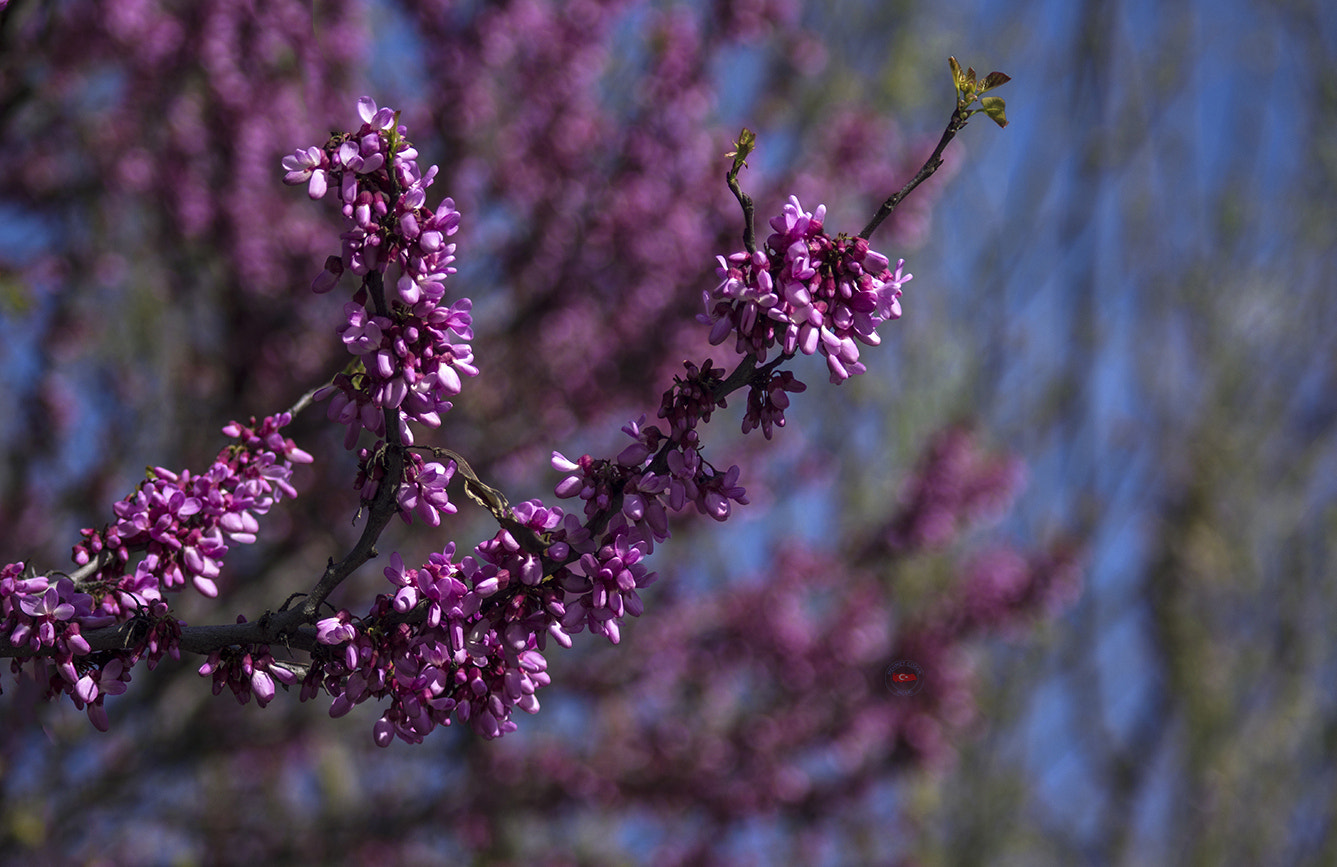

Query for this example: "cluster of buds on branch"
[1,62,1010,745]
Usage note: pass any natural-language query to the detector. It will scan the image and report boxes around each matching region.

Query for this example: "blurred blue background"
[889,1,1337,862]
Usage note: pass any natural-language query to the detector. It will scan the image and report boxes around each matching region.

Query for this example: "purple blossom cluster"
[272,101,777,746]
[742,368,808,439]
[287,98,478,449]
[307,490,668,743]
[354,447,459,527]
[71,414,312,609]
[555,414,749,530]
[198,639,298,709]
[304,327,763,745]
[310,534,556,743]
[700,196,912,383]
[2,566,103,718]
[0,417,307,728]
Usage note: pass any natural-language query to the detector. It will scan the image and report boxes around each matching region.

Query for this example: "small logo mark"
[885,659,925,696]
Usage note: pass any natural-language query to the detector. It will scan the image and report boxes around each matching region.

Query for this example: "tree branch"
[859,106,970,241]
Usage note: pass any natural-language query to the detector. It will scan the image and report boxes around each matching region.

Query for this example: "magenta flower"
[281,146,328,199]
[287,99,480,452]
[19,585,76,623]
[700,197,911,383]
[316,611,358,646]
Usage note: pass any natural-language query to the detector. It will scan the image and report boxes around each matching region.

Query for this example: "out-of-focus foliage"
[885,1,1337,864]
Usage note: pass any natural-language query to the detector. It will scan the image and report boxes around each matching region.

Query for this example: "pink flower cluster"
[301,476,624,740]
[286,98,478,449]
[742,368,807,439]
[554,419,748,533]
[198,639,298,709]
[305,352,760,745]
[0,415,308,729]
[310,531,556,744]
[307,487,675,744]
[354,447,459,527]
[72,414,312,609]
[700,196,912,383]
[281,97,461,295]
[2,566,105,721]
[555,365,751,534]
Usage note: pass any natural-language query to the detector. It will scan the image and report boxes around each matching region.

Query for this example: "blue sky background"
[896,1,1337,861]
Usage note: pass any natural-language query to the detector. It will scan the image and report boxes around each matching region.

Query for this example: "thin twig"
[285,381,327,418]
[728,170,756,256]
[859,107,970,241]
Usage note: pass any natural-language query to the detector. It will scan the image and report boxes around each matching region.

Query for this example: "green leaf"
[726,128,757,173]
[980,96,1009,128]
[949,56,964,90]
[982,71,1012,92]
